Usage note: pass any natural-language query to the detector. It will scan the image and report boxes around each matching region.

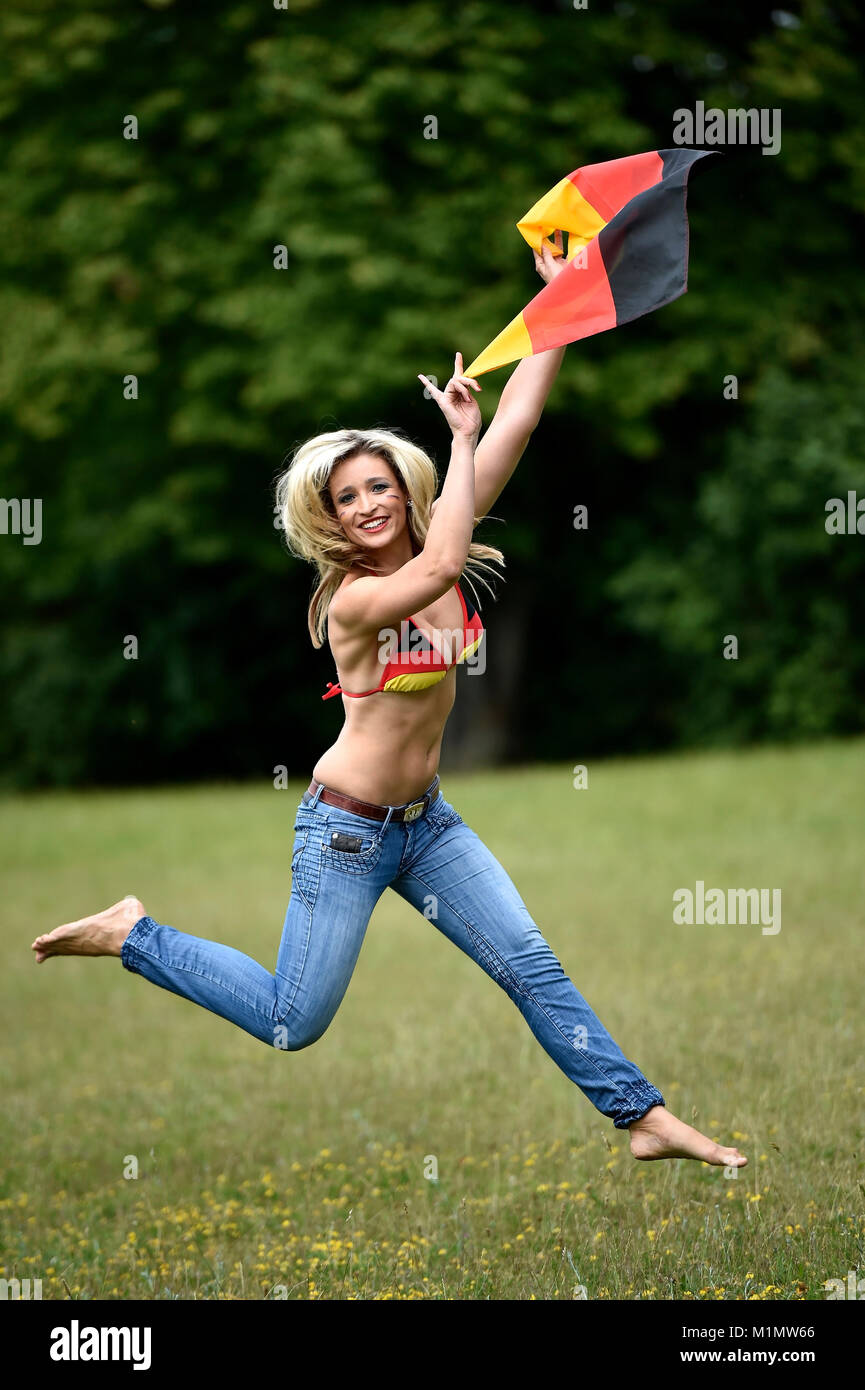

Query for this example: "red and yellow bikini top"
[323,583,484,700]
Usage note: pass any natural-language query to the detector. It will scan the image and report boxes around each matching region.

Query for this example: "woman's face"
[328,453,408,550]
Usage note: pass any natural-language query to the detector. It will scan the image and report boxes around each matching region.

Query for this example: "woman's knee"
[268,1011,333,1052]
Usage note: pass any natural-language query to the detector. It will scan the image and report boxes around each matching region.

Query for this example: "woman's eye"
[372,483,388,492]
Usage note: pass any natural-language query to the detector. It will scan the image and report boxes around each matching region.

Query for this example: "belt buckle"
[402,798,425,823]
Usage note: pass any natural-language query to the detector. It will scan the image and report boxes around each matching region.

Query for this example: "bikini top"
[322,583,484,700]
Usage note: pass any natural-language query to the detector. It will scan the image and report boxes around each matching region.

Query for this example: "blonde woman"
[32,237,746,1170]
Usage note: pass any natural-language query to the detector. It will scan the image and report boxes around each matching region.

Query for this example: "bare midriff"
[312,667,457,806]
[312,576,475,806]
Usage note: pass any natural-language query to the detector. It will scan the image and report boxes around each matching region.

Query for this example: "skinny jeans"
[121,781,664,1128]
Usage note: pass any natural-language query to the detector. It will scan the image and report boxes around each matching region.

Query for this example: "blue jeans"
[121,782,664,1129]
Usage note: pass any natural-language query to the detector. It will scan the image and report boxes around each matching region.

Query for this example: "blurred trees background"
[1,0,863,787]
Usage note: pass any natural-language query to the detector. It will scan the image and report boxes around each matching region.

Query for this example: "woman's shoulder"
[327,568,377,624]
[332,567,374,598]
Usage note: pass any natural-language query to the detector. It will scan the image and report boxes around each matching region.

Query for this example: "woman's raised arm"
[328,355,481,635]
[470,230,569,519]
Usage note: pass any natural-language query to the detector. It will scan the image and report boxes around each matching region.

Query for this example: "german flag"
[465,149,715,377]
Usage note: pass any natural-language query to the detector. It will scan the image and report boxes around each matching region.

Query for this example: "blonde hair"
[275,427,504,647]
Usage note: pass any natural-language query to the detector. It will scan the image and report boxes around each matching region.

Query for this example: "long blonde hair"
[275,427,504,647]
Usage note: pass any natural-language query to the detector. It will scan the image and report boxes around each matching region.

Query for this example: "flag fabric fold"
[465,148,715,377]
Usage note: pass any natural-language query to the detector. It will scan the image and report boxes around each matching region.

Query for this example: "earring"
[406,500,413,509]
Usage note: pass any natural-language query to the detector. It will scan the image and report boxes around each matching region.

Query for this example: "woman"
[32,235,746,1170]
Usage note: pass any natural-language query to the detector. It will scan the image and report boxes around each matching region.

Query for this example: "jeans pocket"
[320,818,384,876]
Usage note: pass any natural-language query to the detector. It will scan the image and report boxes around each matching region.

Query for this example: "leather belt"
[304,776,439,824]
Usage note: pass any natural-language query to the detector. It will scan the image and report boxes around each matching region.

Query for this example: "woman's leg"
[34,798,392,1051]
[393,810,663,1128]
[118,891,371,1050]
[393,801,747,1164]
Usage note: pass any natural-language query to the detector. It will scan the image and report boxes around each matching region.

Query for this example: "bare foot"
[31,896,145,964]
[628,1106,748,1167]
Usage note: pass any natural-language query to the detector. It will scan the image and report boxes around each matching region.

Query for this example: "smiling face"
[328,452,409,551]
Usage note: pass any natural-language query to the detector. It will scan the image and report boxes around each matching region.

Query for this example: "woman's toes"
[713,1143,747,1166]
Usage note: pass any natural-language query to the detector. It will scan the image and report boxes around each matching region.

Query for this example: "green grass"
[1,740,863,1300]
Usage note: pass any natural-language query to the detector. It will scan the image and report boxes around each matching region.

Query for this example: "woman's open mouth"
[358,516,390,533]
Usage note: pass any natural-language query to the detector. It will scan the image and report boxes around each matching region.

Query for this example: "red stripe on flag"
[569,150,664,224]
[522,236,616,352]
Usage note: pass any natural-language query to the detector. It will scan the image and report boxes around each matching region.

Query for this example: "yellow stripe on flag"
[465,311,532,379]
[467,177,609,376]
[516,175,608,254]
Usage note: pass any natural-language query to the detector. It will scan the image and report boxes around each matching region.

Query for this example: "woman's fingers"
[418,373,442,399]
[444,377,477,401]
[419,359,481,407]
[451,370,481,389]
[452,375,481,399]
[453,353,480,388]
[420,373,466,402]
[420,373,468,412]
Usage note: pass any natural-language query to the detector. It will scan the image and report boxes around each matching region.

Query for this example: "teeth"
[360,518,387,530]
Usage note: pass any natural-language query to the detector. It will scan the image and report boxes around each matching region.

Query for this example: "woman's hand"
[533,228,570,284]
[418,352,482,440]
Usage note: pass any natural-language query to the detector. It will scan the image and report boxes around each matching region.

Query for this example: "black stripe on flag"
[598,149,716,328]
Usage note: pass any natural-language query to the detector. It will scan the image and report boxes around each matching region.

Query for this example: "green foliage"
[0,0,863,784]
[608,365,865,745]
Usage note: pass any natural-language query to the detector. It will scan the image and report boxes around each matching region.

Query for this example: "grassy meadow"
[1,740,863,1300]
